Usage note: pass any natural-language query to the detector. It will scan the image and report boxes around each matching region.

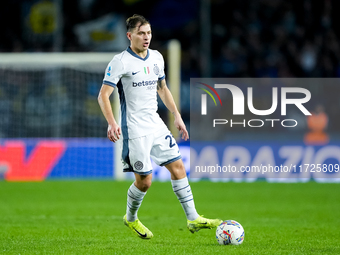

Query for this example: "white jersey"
[102,47,167,139]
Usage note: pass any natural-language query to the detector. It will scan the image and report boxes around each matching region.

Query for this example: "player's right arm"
[98,56,124,142]
[98,84,121,142]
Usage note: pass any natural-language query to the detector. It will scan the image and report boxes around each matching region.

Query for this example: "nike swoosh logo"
[199,222,208,225]
[132,71,140,75]
[133,227,147,238]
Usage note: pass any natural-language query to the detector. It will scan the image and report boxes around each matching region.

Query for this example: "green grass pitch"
[0,180,339,254]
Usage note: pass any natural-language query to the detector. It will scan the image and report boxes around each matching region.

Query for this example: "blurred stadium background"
[0,0,340,181]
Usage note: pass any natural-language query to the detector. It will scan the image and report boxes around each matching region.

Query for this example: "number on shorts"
[165,135,176,148]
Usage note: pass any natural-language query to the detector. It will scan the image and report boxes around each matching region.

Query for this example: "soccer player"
[98,14,222,239]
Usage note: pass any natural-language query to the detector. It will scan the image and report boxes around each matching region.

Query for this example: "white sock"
[126,183,146,222]
[171,177,199,221]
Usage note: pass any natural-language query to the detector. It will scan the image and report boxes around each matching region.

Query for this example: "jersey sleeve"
[102,57,124,87]
[158,52,166,81]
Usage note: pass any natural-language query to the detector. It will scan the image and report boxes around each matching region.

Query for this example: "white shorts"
[121,127,181,175]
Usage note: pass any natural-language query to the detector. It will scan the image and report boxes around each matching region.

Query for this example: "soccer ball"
[216,220,244,245]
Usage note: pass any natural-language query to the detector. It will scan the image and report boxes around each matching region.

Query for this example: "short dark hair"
[126,14,150,32]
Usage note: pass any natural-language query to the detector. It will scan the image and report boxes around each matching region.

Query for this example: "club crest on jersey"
[153,64,160,75]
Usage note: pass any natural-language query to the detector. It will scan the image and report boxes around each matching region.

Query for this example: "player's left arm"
[157,79,189,141]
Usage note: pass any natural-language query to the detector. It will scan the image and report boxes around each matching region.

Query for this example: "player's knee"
[135,178,152,192]
[172,168,187,180]
[166,160,187,180]
[139,182,151,192]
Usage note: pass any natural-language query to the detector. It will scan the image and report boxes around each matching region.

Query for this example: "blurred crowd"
[1,0,340,78]
[210,0,340,78]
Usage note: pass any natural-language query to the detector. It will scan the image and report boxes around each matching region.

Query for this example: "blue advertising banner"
[1,138,339,182]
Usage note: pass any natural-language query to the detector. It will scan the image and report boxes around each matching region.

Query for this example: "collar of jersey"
[127,47,149,61]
